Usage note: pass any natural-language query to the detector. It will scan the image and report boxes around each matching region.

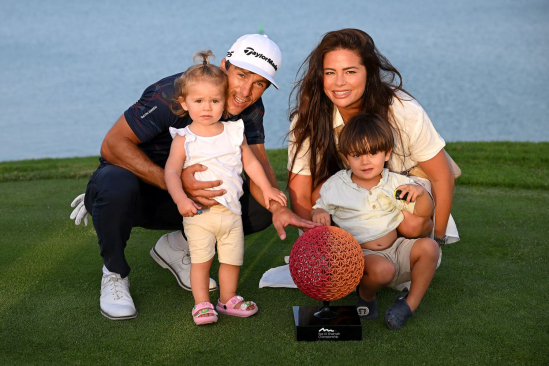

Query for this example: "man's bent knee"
[86,165,141,213]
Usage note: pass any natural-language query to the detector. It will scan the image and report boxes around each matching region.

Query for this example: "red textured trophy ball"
[289,226,364,302]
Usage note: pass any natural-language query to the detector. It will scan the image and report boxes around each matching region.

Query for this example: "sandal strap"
[219,295,255,310]
[193,302,217,317]
[227,295,244,307]
[238,300,256,311]
[219,295,244,309]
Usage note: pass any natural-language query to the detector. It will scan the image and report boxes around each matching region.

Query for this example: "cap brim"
[229,60,279,89]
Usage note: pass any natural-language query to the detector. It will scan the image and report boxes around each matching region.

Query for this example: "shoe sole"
[149,247,218,292]
[216,307,258,318]
[100,309,138,321]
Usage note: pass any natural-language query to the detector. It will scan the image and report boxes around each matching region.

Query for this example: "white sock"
[103,265,115,276]
[103,265,123,277]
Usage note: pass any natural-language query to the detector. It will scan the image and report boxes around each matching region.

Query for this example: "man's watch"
[434,235,449,246]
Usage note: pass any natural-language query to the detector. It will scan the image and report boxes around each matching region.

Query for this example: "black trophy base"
[293,305,362,341]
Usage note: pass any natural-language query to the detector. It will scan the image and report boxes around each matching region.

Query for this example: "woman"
[287,28,459,327]
[287,28,458,246]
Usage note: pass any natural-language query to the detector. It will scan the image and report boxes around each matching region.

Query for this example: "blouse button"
[372,205,376,209]
[369,191,372,195]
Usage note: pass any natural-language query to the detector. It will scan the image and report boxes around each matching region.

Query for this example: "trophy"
[289,226,364,341]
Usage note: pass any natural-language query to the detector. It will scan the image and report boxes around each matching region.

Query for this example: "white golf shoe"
[150,231,218,291]
[100,271,138,320]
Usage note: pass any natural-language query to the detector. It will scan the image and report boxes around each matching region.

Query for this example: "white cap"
[226,34,281,89]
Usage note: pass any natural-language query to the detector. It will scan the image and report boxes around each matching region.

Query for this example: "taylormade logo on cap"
[243,47,278,71]
[226,34,281,89]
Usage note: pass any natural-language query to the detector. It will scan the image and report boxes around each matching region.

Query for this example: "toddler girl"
[165,51,286,325]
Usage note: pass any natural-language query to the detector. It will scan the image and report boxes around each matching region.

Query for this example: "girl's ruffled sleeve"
[169,127,196,142]
[224,119,245,147]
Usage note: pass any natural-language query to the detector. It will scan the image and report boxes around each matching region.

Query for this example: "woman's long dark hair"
[288,28,409,188]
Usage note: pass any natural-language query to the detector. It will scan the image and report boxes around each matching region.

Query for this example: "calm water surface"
[0,0,547,162]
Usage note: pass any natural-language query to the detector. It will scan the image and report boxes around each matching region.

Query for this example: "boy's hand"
[263,187,287,209]
[177,197,203,217]
[311,208,331,226]
[395,184,426,204]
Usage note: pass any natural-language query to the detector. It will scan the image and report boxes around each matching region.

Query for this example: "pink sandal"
[192,302,218,325]
[216,295,258,317]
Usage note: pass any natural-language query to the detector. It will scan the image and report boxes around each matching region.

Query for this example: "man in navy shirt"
[71,34,317,320]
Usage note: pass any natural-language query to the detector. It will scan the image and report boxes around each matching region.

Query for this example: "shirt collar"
[333,106,345,130]
[343,168,390,190]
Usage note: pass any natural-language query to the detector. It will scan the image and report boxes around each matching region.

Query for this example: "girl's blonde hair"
[171,50,228,118]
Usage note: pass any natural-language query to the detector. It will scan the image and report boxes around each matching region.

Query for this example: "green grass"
[445,142,549,190]
[0,142,548,365]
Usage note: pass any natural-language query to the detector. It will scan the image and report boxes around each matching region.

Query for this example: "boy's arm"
[311,187,336,221]
[395,182,434,218]
[311,207,331,226]
[413,189,434,218]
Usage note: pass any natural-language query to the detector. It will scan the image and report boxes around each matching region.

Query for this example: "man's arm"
[101,114,225,202]
[101,114,167,189]
[247,143,319,239]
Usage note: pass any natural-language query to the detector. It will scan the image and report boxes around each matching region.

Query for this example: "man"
[70,34,317,320]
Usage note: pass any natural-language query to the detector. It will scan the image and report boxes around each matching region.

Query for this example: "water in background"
[1,0,547,162]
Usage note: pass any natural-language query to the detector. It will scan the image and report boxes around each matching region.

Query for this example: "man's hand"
[70,193,89,226]
[181,164,226,207]
[270,204,321,240]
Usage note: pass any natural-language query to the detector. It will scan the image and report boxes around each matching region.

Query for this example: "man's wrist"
[268,200,286,214]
